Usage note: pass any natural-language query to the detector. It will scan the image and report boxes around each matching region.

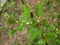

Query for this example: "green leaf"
[8,29,16,37]
[16,23,25,32]
[7,17,17,24]
[54,12,60,18]
[28,27,41,41]
[37,40,46,45]
[41,19,48,27]
[20,5,30,24]
[0,4,2,11]
[35,2,44,17]
[48,24,56,31]
[58,21,60,27]
[6,1,15,8]
[44,32,56,40]
[56,39,60,44]
[55,0,60,4]
[4,12,10,18]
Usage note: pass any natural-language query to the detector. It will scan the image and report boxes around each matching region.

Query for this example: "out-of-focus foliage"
[19,5,31,24]
[35,2,44,17]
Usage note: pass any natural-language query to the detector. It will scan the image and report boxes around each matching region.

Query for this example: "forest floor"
[0,0,60,45]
